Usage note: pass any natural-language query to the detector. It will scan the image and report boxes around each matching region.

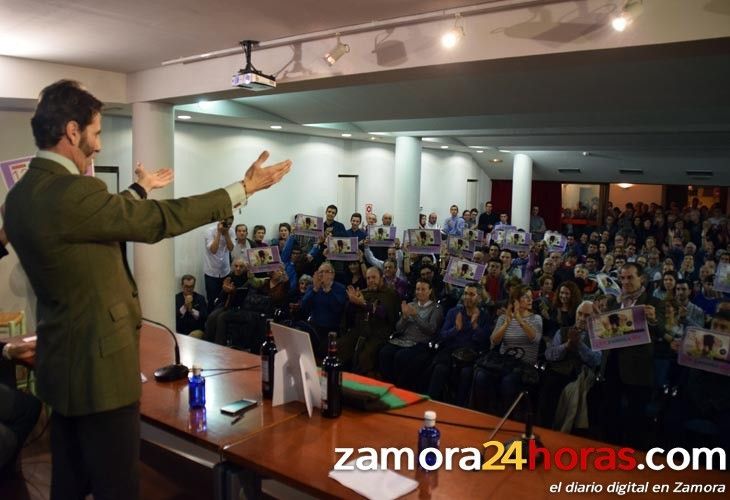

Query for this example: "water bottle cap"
[424,410,436,423]
[192,365,202,375]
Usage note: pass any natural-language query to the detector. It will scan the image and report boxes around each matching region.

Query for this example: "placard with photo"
[503,229,532,252]
[487,225,516,246]
[405,228,441,254]
[326,237,359,261]
[293,214,323,237]
[587,306,651,351]
[714,262,730,294]
[462,228,484,244]
[543,230,567,253]
[245,246,282,273]
[367,225,397,247]
[443,258,485,288]
[596,273,622,297]
[447,235,476,258]
[678,327,730,376]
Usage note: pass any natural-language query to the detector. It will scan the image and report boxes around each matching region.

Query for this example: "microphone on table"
[143,317,190,382]
[484,390,545,465]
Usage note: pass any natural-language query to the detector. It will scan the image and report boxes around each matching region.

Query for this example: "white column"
[393,137,422,235]
[132,102,175,328]
[510,153,533,231]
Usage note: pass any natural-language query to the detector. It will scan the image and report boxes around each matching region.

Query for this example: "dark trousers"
[50,402,140,500]
[204,274,225,313]
[0,383,42,474]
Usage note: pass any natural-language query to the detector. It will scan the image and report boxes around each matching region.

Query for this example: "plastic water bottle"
[188,365,206,409]
[418,411,440,468]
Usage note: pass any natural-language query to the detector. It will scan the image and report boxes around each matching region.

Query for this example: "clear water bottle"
[418,411,440,468]
[188,365,206,409]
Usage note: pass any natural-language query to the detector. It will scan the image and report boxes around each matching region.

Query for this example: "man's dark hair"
[253,224,266,234]
[278,222,291,232]
[326,204,338,214]
[31,79,103,149]
[180,274,195,285]
[351,212,362,221]
[675,278,690,288]
[621,261,644,276]
[235,224,247,232]
[488,258,502,268]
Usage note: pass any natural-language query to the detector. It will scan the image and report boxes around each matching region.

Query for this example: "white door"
[337,175,358,223]
[466,179,478,211]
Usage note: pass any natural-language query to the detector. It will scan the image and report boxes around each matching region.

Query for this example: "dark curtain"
[489,180,562,231]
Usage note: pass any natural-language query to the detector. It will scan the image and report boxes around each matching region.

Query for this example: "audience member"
[175,274,207,337]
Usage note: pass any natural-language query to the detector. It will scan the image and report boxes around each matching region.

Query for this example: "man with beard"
[5,80,291,499]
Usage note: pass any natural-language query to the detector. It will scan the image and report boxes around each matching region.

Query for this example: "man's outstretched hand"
[134,162,174,192]
[243,151,292,197]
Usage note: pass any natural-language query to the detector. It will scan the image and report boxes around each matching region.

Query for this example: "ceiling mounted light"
[498,149,511,153]
[270,125,282,129]
[197,100,210,110]
[612,0,643,32]
[341,133,352,137]
[441,14,465,49]
[324,35,350,66]
[440,145,449,149]
[490,158,503,163]
[617,183,634,189]
[476,150,484,153]
[177,115,192,120]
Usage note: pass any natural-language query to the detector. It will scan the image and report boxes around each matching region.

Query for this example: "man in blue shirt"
[324,204,347,237]
[345,212,367,242]
[443,204,465,236]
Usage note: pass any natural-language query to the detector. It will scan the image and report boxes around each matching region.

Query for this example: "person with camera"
[203,215,236,311]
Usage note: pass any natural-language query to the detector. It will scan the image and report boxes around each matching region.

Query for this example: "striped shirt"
[492,314,543,364]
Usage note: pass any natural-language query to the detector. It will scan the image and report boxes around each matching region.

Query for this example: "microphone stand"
[144,317,190,382]
[485,390,544,465]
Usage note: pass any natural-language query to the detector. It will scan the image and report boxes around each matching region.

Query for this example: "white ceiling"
[1,0,729,186]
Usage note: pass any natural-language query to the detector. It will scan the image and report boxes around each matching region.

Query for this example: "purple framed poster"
[327,237,359,261]
[293,214,323,238]
[503,229,532,252]
[678,327,730,376]
[587,306,651,351]
[543,230,567,253]
[447,235,475,258]
[405,228,441,255]
[245,246,282,273]
[367,225,397,247]
[443,258,485,288]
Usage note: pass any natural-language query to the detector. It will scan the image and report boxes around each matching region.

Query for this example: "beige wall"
[609,184,664,210]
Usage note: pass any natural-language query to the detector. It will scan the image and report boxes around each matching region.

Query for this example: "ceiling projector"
[233,40,276,91]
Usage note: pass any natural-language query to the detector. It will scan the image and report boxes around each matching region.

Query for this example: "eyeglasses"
[318,270,334,274]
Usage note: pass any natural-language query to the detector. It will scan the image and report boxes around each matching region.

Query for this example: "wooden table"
[222,399,729,499]
[139,324,305,455]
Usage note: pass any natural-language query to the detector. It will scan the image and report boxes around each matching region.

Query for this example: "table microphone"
[484,390,544,465]
[144,317,190,382]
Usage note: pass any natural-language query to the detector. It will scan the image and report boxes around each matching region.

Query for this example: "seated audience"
[175,274,208,338]
[339,267,400,374]
[378,279,444,387]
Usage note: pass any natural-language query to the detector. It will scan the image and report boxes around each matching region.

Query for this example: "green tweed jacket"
[5,157,233,416]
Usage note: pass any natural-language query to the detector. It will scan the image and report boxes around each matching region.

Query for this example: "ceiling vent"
[618,169,643,175]
[558,168,581,174]
[686,170,713,177]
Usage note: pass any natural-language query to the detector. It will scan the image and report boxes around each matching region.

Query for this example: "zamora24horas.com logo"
[334,440,726,476]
